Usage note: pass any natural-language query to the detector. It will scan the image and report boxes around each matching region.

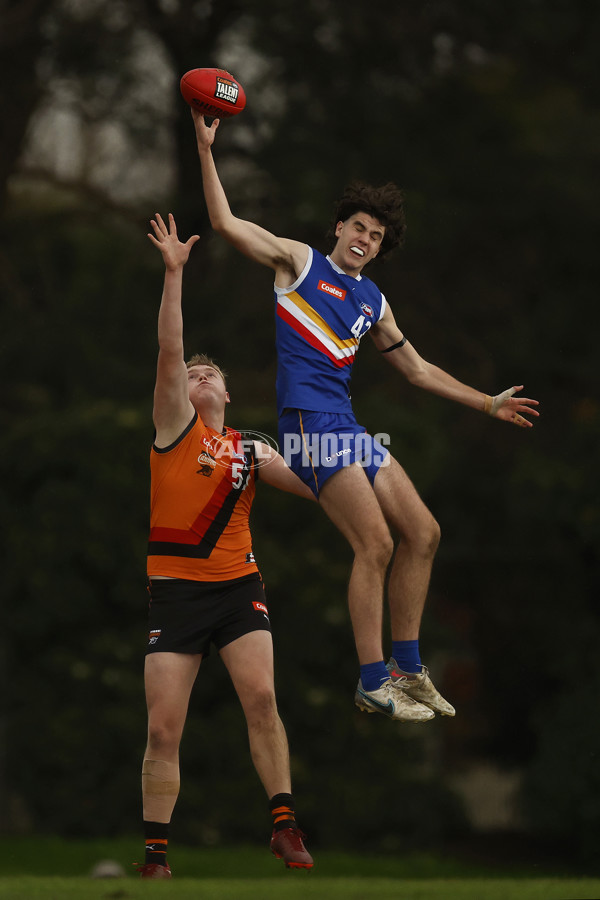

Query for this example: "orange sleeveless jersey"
[147,412,260,581]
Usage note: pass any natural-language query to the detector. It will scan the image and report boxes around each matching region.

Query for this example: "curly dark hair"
[327,181,406,259]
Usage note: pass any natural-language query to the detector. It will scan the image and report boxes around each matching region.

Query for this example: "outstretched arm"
[192,110,308,285]
[254,442,316,501]
[370,304,540,427]
[148,213,200,446]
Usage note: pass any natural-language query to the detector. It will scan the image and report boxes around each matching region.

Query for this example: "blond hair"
[185,353,227,386]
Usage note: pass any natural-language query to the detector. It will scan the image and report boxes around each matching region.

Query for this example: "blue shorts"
[278,409,390,498]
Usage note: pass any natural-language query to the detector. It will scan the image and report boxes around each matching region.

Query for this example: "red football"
[180,68,246,118]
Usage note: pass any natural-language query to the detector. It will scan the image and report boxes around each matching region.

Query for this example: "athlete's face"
[331,213,385,275]
[187,365,230,413]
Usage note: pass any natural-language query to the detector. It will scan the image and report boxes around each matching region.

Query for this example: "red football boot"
[135,862,172,879]
[270,827,313,869]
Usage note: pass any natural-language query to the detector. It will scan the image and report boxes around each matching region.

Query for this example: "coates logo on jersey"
[196,450,216,477]
[360,302,374,317]
[318,280,347,301]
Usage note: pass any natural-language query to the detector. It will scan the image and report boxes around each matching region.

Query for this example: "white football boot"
[387,660,456,717]
[355,677,434,722]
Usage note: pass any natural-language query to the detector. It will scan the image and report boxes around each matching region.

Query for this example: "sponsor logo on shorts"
[148,629,161,645]
[318,280,347,301]
[281,432,391,469]
[215,76,239,105]
[325,447,352,462]
[360,302,374,317]
[253,601,269,615]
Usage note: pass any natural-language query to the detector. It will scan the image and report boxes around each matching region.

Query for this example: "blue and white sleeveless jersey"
[274,247,387,414]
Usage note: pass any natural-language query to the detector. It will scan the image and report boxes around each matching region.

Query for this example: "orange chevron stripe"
[284,291,358,351]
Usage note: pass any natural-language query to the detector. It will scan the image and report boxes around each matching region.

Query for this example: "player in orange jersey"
[136,213,314,879]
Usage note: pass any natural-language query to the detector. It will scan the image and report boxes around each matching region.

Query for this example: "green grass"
[3,837,600,899]
[2,837,526,879]
[2,877,600,900]
[2,836,575,879]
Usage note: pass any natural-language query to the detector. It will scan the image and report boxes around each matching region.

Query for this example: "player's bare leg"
[373,457,455,716]
[318,463,433,722]
[144,652,201,807]
[373,455,440,640]
[221,631,290,797]
[138,652,201,878]
[221,632,313,869]
[318,462,393,664]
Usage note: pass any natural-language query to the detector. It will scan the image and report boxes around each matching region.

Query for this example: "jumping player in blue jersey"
[192,109,540,724]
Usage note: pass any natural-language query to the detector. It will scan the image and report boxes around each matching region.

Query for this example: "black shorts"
[145,572,271,657]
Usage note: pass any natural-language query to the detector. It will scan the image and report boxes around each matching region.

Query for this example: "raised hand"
[148,213,199,270]
[191,107,220,150]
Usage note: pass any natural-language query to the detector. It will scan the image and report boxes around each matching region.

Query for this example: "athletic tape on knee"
[142,758,180,822]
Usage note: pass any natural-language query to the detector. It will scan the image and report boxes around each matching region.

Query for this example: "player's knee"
[350,515,393,565]
[433,517,441,548]
[363,527,394,569]
[378,532,395,568]
[415,515,441,558]
[147,720,181,757]
[244,685,278,727]
[429,516,441,553]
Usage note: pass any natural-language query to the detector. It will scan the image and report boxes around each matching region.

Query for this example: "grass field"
[3,837,600,900]
[2,876,600,900]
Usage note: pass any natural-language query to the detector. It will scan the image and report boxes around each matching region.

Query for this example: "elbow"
[406,366,428,388]
[404,356,432,388]
[210,215,228,235]
[210,212,237,240]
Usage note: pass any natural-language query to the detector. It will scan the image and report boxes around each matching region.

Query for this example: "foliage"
[1,0,599,864]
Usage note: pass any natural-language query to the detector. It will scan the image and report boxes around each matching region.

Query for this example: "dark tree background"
[1,0,599,865]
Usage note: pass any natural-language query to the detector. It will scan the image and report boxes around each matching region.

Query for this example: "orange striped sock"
[144,821,169,866]
[269,792,296,833]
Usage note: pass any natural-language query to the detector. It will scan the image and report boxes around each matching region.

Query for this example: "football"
[180,68,246,118]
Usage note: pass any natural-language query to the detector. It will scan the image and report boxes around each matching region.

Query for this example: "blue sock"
[360,660,390,692]
[391,640,421,674]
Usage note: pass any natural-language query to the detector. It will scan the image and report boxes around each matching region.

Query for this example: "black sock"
[270,792,297,832]
[144,820,169,866]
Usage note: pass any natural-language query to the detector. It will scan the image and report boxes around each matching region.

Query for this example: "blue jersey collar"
[326,254,363,281]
